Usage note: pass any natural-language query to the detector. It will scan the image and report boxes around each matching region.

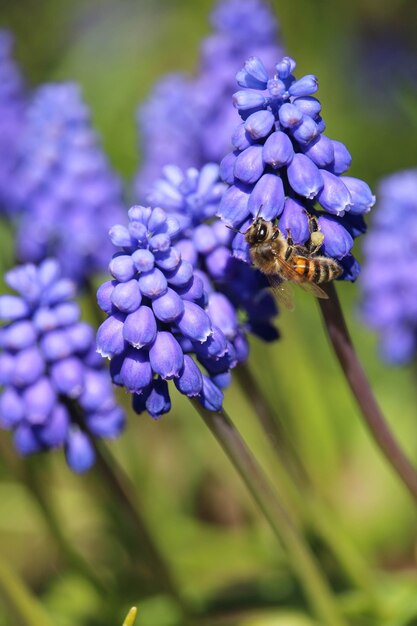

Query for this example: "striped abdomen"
[292,255,342,283]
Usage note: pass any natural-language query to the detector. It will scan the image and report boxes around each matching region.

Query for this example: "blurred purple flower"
[0,30,26,214]
[218,55,375,280]
[12,83,126,284]
[97,205,237,418]
[360,170,417,364]
[135,0,283,197]
[0,259,124,472]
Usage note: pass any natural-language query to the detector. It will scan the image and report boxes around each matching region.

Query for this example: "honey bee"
[244,214,342,309]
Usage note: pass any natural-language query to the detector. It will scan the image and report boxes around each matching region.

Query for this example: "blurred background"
[0,1,417,625]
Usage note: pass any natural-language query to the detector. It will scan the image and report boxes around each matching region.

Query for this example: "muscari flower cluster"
[148,163,279,353]
[96,205,238,418]
[360,170,417,364]
[0,259,124,472]
[0,30,26,214]
[135,0,282,197]
[218,56,376,279]
[13,82,126,284]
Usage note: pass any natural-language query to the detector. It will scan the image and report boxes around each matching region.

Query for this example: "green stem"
[91,441,192,623]
[319,283,417,505]
[0,554,54,626]
[191,399,347,626]
[22,458,107,595]
[237,363,377,602]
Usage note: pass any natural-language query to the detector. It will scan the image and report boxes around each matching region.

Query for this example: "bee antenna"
[254,204,264,220]
[225,225,245,234]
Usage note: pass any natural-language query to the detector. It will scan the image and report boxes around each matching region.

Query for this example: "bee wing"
[265,274,295,311]
[296,280,329,300]
[272,255,329,302]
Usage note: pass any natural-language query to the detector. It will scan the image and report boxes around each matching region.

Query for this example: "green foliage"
[0,1,417,625]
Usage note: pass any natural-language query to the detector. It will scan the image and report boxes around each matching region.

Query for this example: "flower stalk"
[91,440,192,622]
[319,282,417,504]
[191,398,348,626]
[236,363,378,603]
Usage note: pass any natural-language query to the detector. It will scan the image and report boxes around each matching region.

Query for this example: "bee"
[244,213,342,309]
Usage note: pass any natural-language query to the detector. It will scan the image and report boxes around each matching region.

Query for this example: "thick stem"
[236,364,308,485]
[319,283,417,504]
[0,554,54,626]
[21,458,106,595]
[237,363,377,601]
[191,399,347,626]
[91,441,192,622]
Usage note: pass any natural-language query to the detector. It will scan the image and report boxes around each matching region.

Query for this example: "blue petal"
[0,295,29,321]
[279,197,310,244]
[0,387,24,428]
[50,356,84,397]
[231,123,252,151]
[119,348,153,392]
[207,293,238,340]
[293,96,321,118]
[152,288,184,322]
[287,154,323,199]
[233,89,266,111]
[109,254,136,282]
[145,379,171,419]
[1,320,37,350]
[278,103,303,128]
[123,306,157,348]
[176,301,212,342]
[97,313,125,358]
[233,145,264,184]
[38,404,69,447]
[149,331,184,379]
[330,140,352,175]
[198,376,223,411]
[244,110,275,140]
[110,279,142,313]
[217,181,251,228]
[340,176,375,214]
[23,377,56,424]
[138,268,168,298]
[303,134,335,168]
[109,224,135,248]
[262,131,294,168]
[317,170,352,216]
[65,429,95,473]
[97,280,115,314]
[174,355,203,397]
[318,215,354,258]
[291,116,319,145]
[132,249,155,272]
[166,261,194,288]
[12,346,45,388]
[247,173,285,220]
[288,74,318,97]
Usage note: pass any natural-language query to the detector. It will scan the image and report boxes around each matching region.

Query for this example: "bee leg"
[285,229,294,261]
[286,228,294,247]
[306,214,324,254]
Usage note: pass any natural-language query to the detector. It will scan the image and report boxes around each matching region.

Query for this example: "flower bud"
[287,153,323,199]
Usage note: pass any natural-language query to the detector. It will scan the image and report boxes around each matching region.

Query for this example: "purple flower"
[0,259,124,472]
[219,55,375,280]
[360,169,417,364]
[134,0,283,197]
[147,165,279,356]
[0,31,26,214]
[12,83,126,284]
[97,205,237,419]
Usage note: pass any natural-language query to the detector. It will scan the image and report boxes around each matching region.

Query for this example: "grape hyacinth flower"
[13,83,126,284]
[148,163,279,353]
[0,259,124,472]
[135,0,283,197]
[0,30,26,214]
[361,170,417,364]
[218,55,376,280]
[96,205,237,418]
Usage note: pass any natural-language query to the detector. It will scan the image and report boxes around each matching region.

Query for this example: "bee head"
[245,217,272,244]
